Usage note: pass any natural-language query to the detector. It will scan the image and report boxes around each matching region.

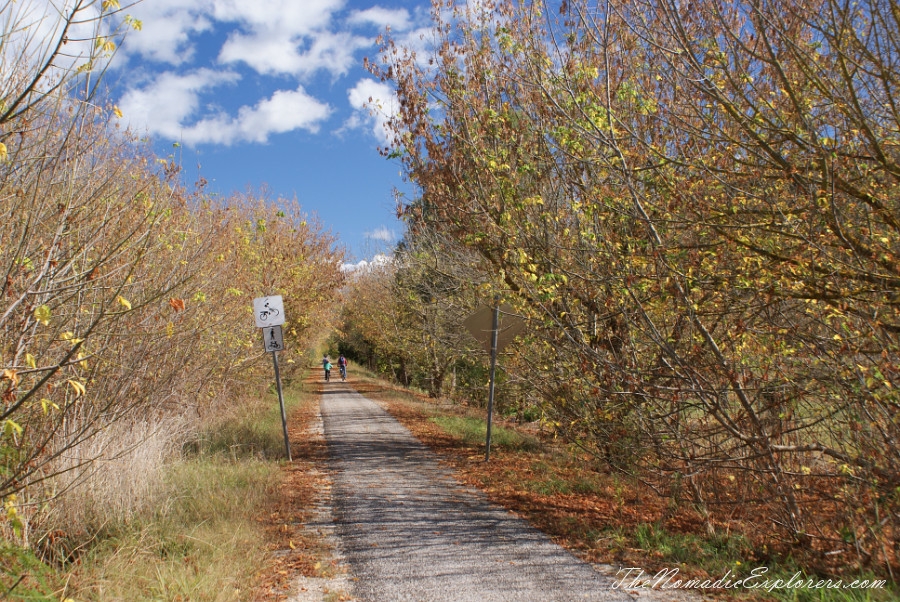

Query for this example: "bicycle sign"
[253,296,291,461]
[262,325,285,352]
[253,295,285,327]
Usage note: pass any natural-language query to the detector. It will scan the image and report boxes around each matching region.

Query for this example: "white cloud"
[347,6,411,31]
[120,0,215,65]
[341,253,392,273]
[108,0,434,148]
[346,78,398,145]
[118,69,240,139]
[122,0,355,77]
[118,71,331,146]
[213,0,371,78]
[212,0,339,33]
[394,25,436,64]
[365,226,395,242]
[219,30,368,78]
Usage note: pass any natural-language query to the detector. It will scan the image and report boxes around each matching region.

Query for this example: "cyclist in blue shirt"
[322,355,331,381]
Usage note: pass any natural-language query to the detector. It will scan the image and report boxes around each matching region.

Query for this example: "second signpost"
[253,295,292,462]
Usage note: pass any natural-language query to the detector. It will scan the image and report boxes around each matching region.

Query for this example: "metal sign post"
[254,297,291,462]
[271,343,292,462]
[463,298,525,462]
[485,302,500,462]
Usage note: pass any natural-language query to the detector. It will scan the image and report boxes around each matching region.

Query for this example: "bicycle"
[258,302,280,322]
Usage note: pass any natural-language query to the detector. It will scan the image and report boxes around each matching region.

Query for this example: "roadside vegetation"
[1,3,343,599]
[2,377,320,601]
[351,369,896,601]
[336,0,900,589]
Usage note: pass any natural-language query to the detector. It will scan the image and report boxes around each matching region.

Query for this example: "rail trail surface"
[319,382,634,602]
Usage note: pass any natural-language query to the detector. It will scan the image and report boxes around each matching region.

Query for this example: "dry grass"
[36,415,194,551]
[53,377,312,601]
[72,458,277,602]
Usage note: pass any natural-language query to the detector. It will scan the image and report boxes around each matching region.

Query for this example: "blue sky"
[105,0,435,266]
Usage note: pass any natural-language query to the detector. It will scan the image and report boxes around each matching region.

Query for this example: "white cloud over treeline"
[341,253,392,273]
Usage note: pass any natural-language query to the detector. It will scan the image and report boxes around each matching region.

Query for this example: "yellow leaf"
[113,105,123,118]
[0,142,7,162]
[116,295,132,310]
[166,321,175,337]
[67,380,86,397]
[102,0,120,9]
[289,540,296,550]
[25,354,36,369]
[61,332,84,345]
[33,305,51,326]
[94,37,116,53]
[40,399,59,414]
[124,15,143,31]
[4,419,23,438]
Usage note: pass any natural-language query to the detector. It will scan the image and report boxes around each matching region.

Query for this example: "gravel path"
[320,383,635,602]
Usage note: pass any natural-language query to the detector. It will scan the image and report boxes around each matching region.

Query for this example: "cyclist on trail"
[322,355,332,382]
[338,354,348,381]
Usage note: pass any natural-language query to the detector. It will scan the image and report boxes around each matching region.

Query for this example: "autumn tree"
[338,231,486,398]
[0,1,345,553]
[373,0,899,573]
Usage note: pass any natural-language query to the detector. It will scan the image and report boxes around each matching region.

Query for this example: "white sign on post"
[262,325,285,352]
[253,295,285,327]
[253,296,291,461]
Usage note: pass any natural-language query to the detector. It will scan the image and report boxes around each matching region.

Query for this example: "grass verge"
[349,369,896,602]
[0,382,316,602]
[42,376,314,602]
[429,415,540,452]
[72,459,277,601]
